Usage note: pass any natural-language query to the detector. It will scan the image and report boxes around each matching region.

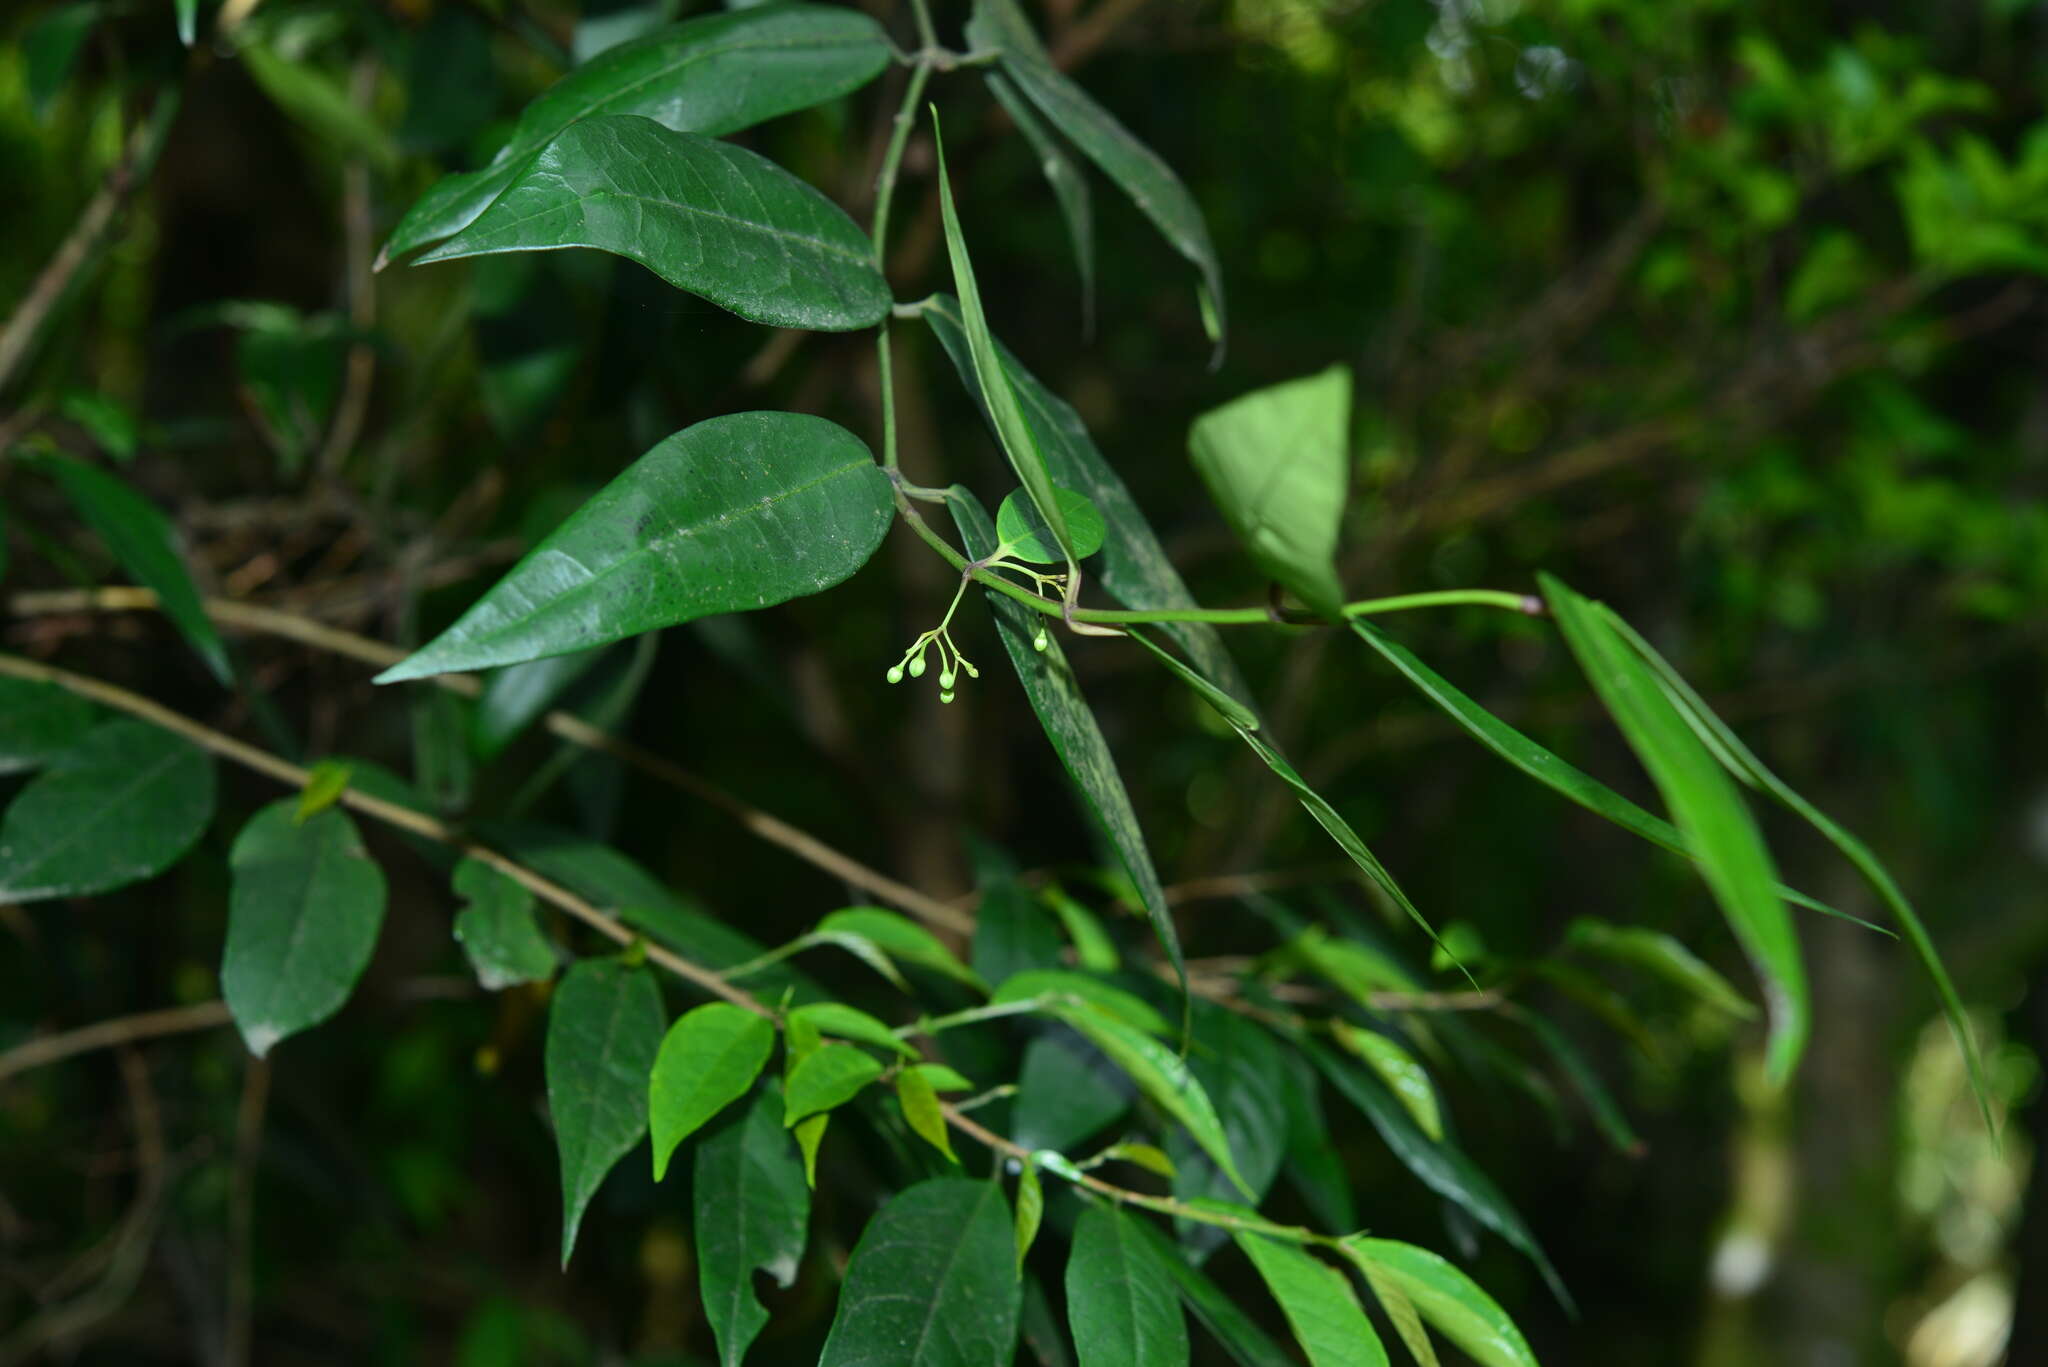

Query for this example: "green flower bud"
[908,654,927,679]
[886,665,904,684]
[940,690,956,705]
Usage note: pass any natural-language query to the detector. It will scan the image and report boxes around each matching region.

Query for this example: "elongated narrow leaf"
[649,1002,775,1180]
[472,648,605,758]
[0,676,96,775]
[1541,575,1808,1084]
[174,0,196,45]
[1126,1217,1295,1367]
[451,855,556,990]
[1277,1049,1357,1238]
[383,3,891,261]
[379,413,890,681]
[1565,918,1755,1018]
[815,907,988,991]
[965,0,1225,352]
[26,3,100,119]
[783,1044,884,1126]
[1598,607,1992,1129]
[1042,886,1119,972]
[1014,1161,1044,1273]
[1332,1023,1441,1142]
[1354,1260,1440,1367]
[1503,1007,1641,1156]
[1288,924,1423,1001]
[222,800,387,1057]
[35,455,230,682]
[695,1082,810,1367]
[934,116,1072,560]
[987,71,1095,333]
[1067,1204,1188,1367]
[0,719,214,902]
[1338,1239,1540,1367]
[899,1066,958,1163]
[949,490,1183,997]
[1233,1233,1388,1367]
[547,958,667,1266]
[1171,1008,1288,1258]
[1188,366,1350,619]
[788,1002,919,1058]
[819,1178,1020,1367]
[993,970,1170,1037]
[414,116,890,331]
[1049,1002,1248,1198]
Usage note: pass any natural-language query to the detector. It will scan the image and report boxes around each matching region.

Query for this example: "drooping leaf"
[1187,366,1350,618]
[25,2,100,120]
[1066,1204,1189,1367]
[1337,1239,1540,1367]
[992,970,1170,1038]
[695,1081,810,1367]
[783,1044,885,1127]
[649,1002,776,1180]
[986,71,1095,334]
[382,3,891,262]
[472,647,606,758]
[1503,1007,1642,1156]
[412,116,890,331]
[0,676,97,775]
[294,759,353,824]
[1277,1049,1356,1235]
[965,0,1225,352]
[33,454,231,683]
[819,1178,1020,1367]
[451,855,557,990]
[815,907,988,992]
[1126,1217,1295,1367]
[1232,1232,1388,1367]
[1541,575,1808,1084]
[378,413,891,682]
[1565,918,1756,1018]
[898,1065,958,1163]
[1042,885,1120,972]
[1332,1023,1442,1142]
[1014,1160,1043,1272]
[999,487,1106,564]
[0,719,215,902]
[787,1002,919,1058]
[1171,1008,1289,1260]
[1013,1032,1132,1153]
[949,489,1183,1000]
[222,800,387,1057]
[546,958,667,1266]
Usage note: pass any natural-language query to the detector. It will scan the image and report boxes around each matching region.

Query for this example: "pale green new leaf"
[1565,918,1756,1018]
[987,71,1095,333]
[898,1066,957,1163]
[1332,1023,1441,1142]
[547,958,666,1266]
[1066,1204,1188,1367]
[999,487,1106,565]
[992,970,1170,1037]
[815,907,988,991]
[294,759,352,824]
[378,414,891,681]
[914,1063,976,1093]
[1014,1160,1043,1271]
[695,1082,810,1367]
[1288,924,1423,1002]
[1339,1239,1540,1367]
[413,116,891,331]
[1233,1233,1388,1367]
[1042,886,1119,973]
[787,1002,919,1058]
[0,676,96,775]
[783,1044,884,1126]
[819,1178,1020,1367]
[222,800,387,1057]
[649,1002,775,1180]
[451,856,556,990]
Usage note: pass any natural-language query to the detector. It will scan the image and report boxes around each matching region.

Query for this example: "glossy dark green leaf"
[0,676,97,775]
[999,487,1106,564]
[383,3,890,262]
[1277,1050,1356,1234]
[412,116,889,331]
[472,647,606,758]
[993,970,1170,1037]
[649,1002,776,1180]
[1565,917,1755,1018]
[815,907,987,991]
[783,1043,884,1126]
[987,71,1095,334]
[1542,575,1808,1084]
[379,413,890,682]
[820,1178,1020,1367]
[547,958,666,1266]
[1066,1204,1188,1367]
[973,870,1066,988]
[451,855,556,990]
[25,3,100,121]
[1233,1233,1388,1367]
[1125,1217,1295,1367]
[35,454,230,683]
[1187,366,1350,619]
[1338,1239,1539,1367]
[0,719,214,902]
[1013,1032,1132,1152]
[411,685,473,814]
[695,1080,810,1367]
[222,800,387,1057]
[949,489,1182,997]
[1171,1009,1288,1261]
[1503,1007,1641,1157]
[965,0,1225,352]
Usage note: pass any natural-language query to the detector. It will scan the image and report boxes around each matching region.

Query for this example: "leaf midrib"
[0,740,191,892]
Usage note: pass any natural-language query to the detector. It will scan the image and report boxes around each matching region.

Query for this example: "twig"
[0,1001,232,1085]
[222,1057,270,1367]
[314,57,381,479]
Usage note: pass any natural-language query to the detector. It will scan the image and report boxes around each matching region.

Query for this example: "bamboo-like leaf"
[649,1002,775,1180]
[815,907,988,992]
[0,676,96,775]
[1542,575,1808,1084]
[1354,1258,1440,1367]
[819,1178,1020,1367]
[382,3,891,261]
[1287,924,1423,1001]
[987,71,1095,333]
[1503,1007,1642,1157]
[1126,1217,1295,1367]
[783,1044,884,1127]
[547,958,667,1266]
[992,970,1170,1038]
[1337,1239,1540,1367]
[1233,1233,1389,1367]
[899,1066,958,1163]
[378,413,891,682]
[1014,1160,1044,1272]
[1066,1204,1188,1367]
[1565,918,1755,1018]
[1332,1023,1441,1142]
[451,856,556,990]
[1277,1050,1356,1235]
[413,116,890,331]
[788,1002,919,1058]
[694,1082,810,1367]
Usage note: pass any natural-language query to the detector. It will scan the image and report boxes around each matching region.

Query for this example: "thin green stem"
[871,61,934,272]
[898,997,1046,1038]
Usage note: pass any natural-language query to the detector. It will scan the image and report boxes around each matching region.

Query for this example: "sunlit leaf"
[783,1044,884,1127]
[815,907,988,992]
[1233,1232,1388,1367]
[993,970,1170,1037]
[649,1002,775,1180]
[1338,1239,1541,1367]
[787,1002,919,1059]
[898,1065,958,1163]
[1332,1022,1442,1142]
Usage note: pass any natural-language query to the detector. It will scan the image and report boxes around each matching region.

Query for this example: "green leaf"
[1277,1050,1356,1236]
[788,1002,919,1058]
[914,1063,976,1093]
[546,958,666,1266]
[0,719,215,902]
[1066,1204,1188,1367]
[1048,1002,1248,1198]
[992,970,1170,1038]
[1024,1274,1079,1367]
[793,1112,828,1188]
[999,487,1106,564]
[820,1178,1020,1367]
[694,1081,810,1367]
[898,1065,958,1163]
[240,42,399,171]
[973,865,1066,987]
[1233,1233,1388,1367]
[1337,1240,1540,1367]
[1288,924,1423,1001]
[1042,886,1120,973]
[986,71,1095,334]
[412,116,889,331]
[1125,1217,1294,1367]
[34,454,231,683]
[1170,1008,1288,1254]
[295,759,352,824]
[949,489,1183,1001]
[451,856,556,990]
[965,0,1225,353]
[378,413,891,681]
[58,390,141,463]
[222,800,388,1057]
[382,3,890,263]
[1598,607,1993,1130]
[1565,918,1756,1018]
[1354,1259,1439,1367]
[649,1002,775,1180]
[1332,1023,1441,1142]
[0,676,97,775]
[1014,1034,1131,1152]
[934,115,1074,563]
[1503,1007,1642,1157]
[1187,366,1349,619]
[1541,575,1808,1084]
[472,648,606,758]
[815,907,988,992]
[783,1044,884,1126]
[175,0,196,46]
[1014,1161,1043,1272]
[1125,629,1259,732]
[25,3,101,121]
